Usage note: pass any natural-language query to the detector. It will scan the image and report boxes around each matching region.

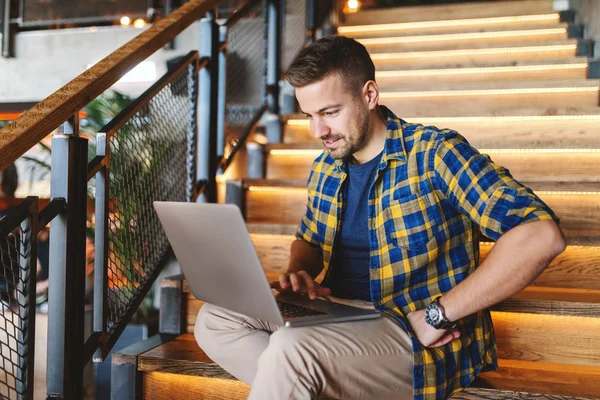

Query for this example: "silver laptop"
[153,202,380,327]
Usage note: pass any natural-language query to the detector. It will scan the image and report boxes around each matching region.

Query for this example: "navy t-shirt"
[329,150,383,301]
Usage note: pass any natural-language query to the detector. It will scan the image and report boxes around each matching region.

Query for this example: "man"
[195,36,566,399]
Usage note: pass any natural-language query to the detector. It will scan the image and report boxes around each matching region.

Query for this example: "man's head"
[285,36,383,162]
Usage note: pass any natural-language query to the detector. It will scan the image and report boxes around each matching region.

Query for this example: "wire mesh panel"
[20,0,148,27]
[105,62,197,337]
[282,0,307,72]
[225,0,267,129]
[0,202,36,400]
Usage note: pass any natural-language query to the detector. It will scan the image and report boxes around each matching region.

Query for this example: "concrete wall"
[0,21,203,102]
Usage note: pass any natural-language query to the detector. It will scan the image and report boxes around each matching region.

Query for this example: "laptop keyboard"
[277,301,327,318]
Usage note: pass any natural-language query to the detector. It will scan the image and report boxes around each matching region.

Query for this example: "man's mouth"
[323,137,341,149]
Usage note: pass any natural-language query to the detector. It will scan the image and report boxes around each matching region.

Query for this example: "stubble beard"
[325,107,370,160]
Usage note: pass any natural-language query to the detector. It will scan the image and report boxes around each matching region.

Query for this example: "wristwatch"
[424,297,457,330]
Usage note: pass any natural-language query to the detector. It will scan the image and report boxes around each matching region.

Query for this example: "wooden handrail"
[0,0,218,172]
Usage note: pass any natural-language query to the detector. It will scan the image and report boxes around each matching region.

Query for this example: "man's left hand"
[406,309,461,348]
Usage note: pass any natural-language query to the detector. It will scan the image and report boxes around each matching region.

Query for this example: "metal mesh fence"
[282,0,307,73]
[105,62,196,336]
[0,213,35,400]
[20,0,148,27]
[224,0,267,131]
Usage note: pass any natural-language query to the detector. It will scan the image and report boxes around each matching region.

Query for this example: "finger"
[279,273,290,290]
[316,285,331,296]
[298,271,316,299]
[430,330,460,347]
[289,273,303,292]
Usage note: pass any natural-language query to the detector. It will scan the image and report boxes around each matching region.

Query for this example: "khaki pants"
[194,298,414,400]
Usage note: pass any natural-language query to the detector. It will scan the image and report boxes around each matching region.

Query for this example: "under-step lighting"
[376,64,588,78]
[479,148,600,154]
[339,14,560,34]
[370,45,577,60]
[270,149,322,156]
[358,28,566,46]
[287,115,600,126]
[248,186,306,192]
[536,191,600,196]
[380,87,598,98]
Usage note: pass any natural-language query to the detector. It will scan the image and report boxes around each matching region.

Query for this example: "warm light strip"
[536,191,600,196]
[270,149,322,156]
[248,186,306,192]
[376,63,587,78]
[480,148,600,154]
[338,14,560,34]
[270,149,600,156]
[380,87,598,98]
[370,45,577,60]
[287,115,600,126]
[358,28,566,46]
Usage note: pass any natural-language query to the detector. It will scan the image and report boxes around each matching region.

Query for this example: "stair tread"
[139,335,599,398]
[244,178,600,193]
[377,79,600,92]
[368,38,578,53]
[245,223,600,247]
[374,59,589,74]
[281,107,600,122]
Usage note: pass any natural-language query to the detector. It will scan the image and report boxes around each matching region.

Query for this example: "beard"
[323,105,371,160]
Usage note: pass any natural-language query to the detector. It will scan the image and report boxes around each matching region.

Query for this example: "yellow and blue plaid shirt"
[296,106,559,399]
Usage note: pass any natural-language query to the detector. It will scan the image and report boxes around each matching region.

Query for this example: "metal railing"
[0,0,324,397]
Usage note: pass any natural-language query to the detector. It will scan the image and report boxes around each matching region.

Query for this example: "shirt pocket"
[383,189,443,251]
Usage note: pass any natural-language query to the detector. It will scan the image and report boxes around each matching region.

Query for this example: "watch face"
[425,303,442,326]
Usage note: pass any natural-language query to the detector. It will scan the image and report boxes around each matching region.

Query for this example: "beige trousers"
[194,298,414,400]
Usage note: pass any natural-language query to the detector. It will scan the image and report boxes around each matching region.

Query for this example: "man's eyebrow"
[300,104,341,116]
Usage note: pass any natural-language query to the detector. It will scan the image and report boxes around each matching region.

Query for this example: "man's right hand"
[270,271,331,300]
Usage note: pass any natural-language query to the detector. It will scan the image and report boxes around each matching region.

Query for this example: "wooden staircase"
[115,1,600,398]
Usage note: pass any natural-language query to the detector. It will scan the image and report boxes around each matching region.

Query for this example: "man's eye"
[325,111,338,116]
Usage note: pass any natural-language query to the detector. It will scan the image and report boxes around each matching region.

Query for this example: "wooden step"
[135,335,600,399]
[281,111,600,149]
[265,144,600,183]
[340,14,565,39]
[371,42,579,70]
[378,83,600,117]
[358,28,571,53]
[343,0,554,25]
[374,61,589,85]
[243,179,600,233]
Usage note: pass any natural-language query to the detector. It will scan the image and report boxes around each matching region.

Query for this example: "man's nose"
[312,118,330,139]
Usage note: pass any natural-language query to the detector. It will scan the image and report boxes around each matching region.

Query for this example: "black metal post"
[306,0,317,44]
[46,115,89,400]
[197,11,219,203]
[1,0,12,58]
[266,0,283,143]
[93,132,109,362]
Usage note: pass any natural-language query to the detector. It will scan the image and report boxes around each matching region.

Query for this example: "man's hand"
[270,271,331,300]
[406,309,461,348]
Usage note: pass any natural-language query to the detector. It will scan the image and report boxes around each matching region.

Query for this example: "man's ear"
[362,80,380,111]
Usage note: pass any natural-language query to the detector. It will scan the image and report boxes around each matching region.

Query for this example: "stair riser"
[343,21,566,39]
[182,298,600,367]
[266,152,600,183]
[361,32,569,53]
[282,120,600,149]
[143,371,249,399]
[249,235,600,291]
[245,188,600,232]
[373,47,578,70]
[377,68,587,88]
[379,91,599,117]
[344,0,554,25]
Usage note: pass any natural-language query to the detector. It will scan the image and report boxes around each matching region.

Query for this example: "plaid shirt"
[296,106,559,399]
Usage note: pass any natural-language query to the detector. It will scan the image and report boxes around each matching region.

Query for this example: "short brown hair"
[284,36,375,94]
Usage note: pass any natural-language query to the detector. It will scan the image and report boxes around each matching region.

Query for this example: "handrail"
[0,0,218,172]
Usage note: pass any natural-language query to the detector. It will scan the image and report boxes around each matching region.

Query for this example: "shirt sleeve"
[431,130,559,241]
[295,160,324,247]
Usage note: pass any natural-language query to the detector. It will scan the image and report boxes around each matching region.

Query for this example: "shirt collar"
[331,105,407,174]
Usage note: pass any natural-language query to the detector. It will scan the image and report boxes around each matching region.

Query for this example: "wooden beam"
[0,0,218,172]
